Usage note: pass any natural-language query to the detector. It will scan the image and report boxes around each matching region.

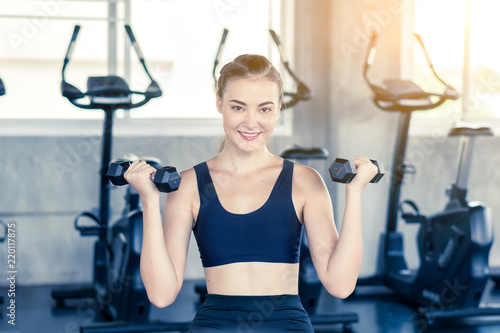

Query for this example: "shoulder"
[291,161,330,201]
[180,167,197,183]
[291,161,326,188]
[163,165,201,219]
[166,165,200,201]
[178,166,200,192]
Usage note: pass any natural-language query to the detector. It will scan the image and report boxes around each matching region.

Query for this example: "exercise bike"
[51,25,191,333]
[359,31,500,323]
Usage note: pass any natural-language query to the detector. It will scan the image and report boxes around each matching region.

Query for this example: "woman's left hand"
[346,155,378,193]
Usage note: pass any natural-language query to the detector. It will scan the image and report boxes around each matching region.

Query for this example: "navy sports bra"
[192,159,303,268]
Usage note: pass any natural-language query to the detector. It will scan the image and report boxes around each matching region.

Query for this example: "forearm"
[325,188,363,295]
[140,199,179,306]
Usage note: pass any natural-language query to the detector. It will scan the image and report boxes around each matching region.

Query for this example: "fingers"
[124,160,157,182]
[352,155,372,167]
[352,155,378,181]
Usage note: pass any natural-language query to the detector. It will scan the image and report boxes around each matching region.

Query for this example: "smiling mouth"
[239,131,261,140]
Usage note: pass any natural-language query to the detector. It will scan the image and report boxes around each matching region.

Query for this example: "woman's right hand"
[123,160,161,201]
[345,155,378,194]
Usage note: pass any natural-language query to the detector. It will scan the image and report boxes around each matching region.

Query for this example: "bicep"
[300,168,339,278]
[162,169,197,285]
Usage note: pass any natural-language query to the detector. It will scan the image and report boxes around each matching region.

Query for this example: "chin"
[238,142,265,153]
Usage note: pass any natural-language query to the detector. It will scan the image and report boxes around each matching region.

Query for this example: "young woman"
[124,54,378,332]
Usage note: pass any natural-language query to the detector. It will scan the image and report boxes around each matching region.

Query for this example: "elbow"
[323,280,356,300]
[145,285,181,309]
[151,299,173,309]
[330,286,355,300]
[148,293,177,308]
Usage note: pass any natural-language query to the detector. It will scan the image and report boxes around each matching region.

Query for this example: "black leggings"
[188,294,314,333]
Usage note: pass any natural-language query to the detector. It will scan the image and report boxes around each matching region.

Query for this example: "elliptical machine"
[360,31,500,323]
[51,25,191,333]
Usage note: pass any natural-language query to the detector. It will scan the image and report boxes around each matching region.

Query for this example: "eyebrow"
[228,99,275,107]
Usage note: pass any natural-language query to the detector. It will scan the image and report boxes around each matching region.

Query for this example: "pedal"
[74,211,104,236]
[399,200,426,224]
[402,213,426,224]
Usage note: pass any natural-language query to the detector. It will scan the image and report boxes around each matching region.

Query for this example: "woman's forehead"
[223,77,280,100]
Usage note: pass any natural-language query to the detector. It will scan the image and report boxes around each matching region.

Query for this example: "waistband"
[202,294,306,313]
[191,294,312,332]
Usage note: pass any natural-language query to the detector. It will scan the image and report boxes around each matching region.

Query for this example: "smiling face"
[217,77,281,154]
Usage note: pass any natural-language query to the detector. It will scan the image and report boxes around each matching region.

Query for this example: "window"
[413,0,500,122]
[0,0,285,122]
[0,0,109,119]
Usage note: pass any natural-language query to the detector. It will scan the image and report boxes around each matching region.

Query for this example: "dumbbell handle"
[329,158,385,184]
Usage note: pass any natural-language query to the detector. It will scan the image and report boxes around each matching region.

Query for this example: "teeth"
[241,132,259,137]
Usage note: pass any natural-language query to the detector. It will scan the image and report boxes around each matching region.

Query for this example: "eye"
[261,107,272,113]
[231,105,244,111]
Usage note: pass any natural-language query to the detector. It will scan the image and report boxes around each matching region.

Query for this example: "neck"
[216,143,274,174]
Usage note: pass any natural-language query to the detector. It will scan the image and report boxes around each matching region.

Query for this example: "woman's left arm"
[297,156,377,299]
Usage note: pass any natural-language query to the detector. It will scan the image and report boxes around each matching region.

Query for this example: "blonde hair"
[217,54,284,100]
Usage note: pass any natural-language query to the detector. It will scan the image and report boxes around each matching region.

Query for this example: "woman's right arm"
[125,161,196,308]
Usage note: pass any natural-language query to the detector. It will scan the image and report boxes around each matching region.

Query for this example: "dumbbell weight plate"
[329,158,356,183]
[107,160,131,185]
[153,166,182,193]
[369,160,385,183]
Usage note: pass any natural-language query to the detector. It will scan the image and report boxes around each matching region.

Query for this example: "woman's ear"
[216,94,223,114]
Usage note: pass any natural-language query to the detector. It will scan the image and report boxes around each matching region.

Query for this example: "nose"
[243,110,258,129]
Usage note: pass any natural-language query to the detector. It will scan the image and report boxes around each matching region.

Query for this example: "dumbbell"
[329,158,385,184]
[107,160,181,193]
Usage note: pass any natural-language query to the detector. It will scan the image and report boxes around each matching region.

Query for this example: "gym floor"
[3,280,500,333]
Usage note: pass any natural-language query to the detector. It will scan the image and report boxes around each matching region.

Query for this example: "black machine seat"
[280,146,329,160]
[364,33,458,113]
[449,124,494,137]
[86,76,132,105]
[373,79,458,111]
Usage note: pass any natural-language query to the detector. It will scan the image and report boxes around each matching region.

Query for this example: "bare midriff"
[204,262,300,295]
